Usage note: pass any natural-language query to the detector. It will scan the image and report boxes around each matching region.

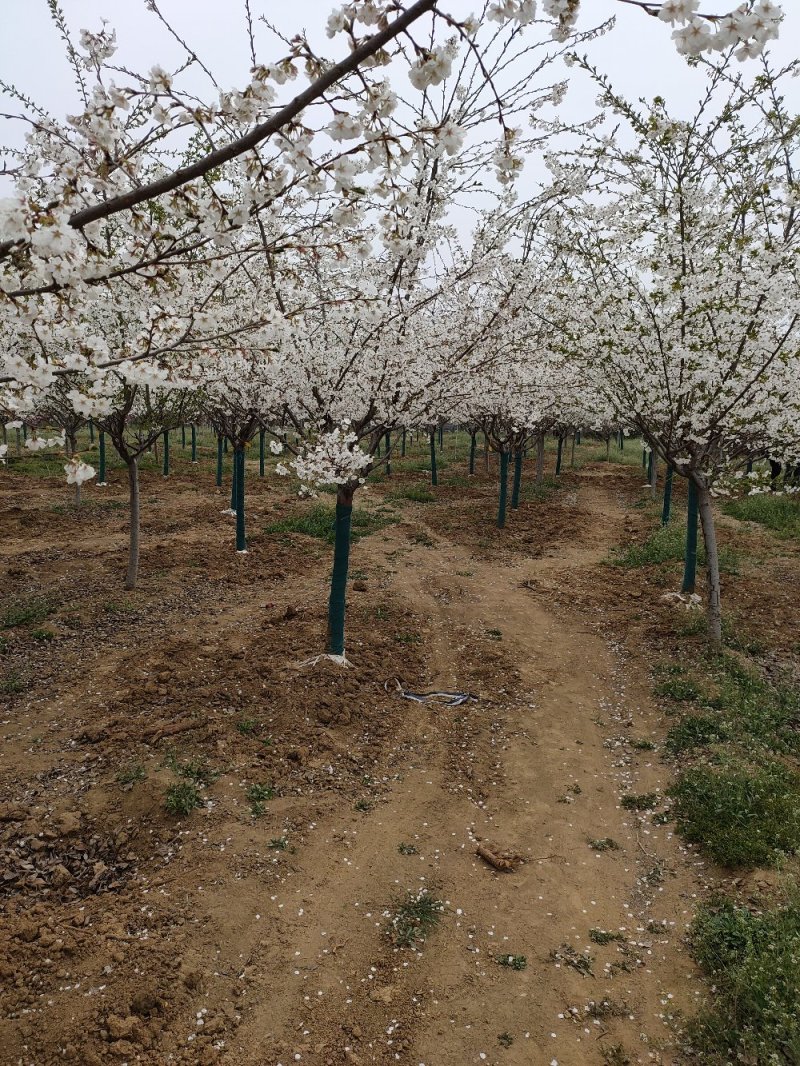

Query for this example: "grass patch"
[386,888,444,949]
[611,523,739,573]
[687,894,800,1061]
[666,713,729,754]
[386,484,436,503]
[620,792,660,811]
[662,655,800,758]
[2,598,55,629]
[724,492,800,541]
[655,675,703,702]
[670,762,800,867]
[265,504,392,544]
[1,670,27,694]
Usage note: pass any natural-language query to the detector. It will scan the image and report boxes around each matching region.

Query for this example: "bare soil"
[1,450,798,1066]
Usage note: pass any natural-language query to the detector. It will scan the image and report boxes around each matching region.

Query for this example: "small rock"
[51,864,73,887]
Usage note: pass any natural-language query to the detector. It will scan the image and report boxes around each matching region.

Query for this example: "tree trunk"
[696,481,722,649]
[191,424,197,463]
[401,428,406,457]
[649,451,658,498]
[511,449,523,510]
[497,450,509,528]
[661,464,673,526]
[555,435,563,476]
[259,429,265,477]
[216,435,223,487]
[468,431,476,475]
[181,424,186,449]
[326,487,354,656]
[162,430,170,477]
[535,433,545,485]
[385,432,391,477]
[235,446,246,551]
[570,434,576,468]
[682,477,699,594]
[66,431,77,458]
[98,431,107,484]
[429,430,438,486]
[125,459,140,590]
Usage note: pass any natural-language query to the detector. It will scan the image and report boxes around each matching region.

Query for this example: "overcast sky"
[2,1,798,216]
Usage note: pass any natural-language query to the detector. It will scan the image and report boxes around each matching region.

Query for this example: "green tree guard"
[469,430,477,475]
[642,447,647,469]
[259,429,266,477]
[401,429,406,457]
[235,447,246,551]
[98,431,107,484]
[555,435,564,475]
[746,458,753,474]
[661,464,674,526]
[181,424,186,449]
[576,430,581,445]
[438,425,443,449]
[87,421,93,444]
[385,431,391,476]
[497,451,509,528]
[327,492,353,656]
[620,431,625,450]
[15,428,21,454]
[429,430,438,486]
[682,479,699,593]
[223,437,229,454]
[191,424,197,463]
[511,450,523,510]
[230,446,237,512]
[375,436,381,459]
[162,430,170,477]
[216,435,223,487]
[647,450,653,482]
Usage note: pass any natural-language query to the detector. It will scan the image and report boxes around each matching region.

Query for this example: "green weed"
[1,598,55,629]
[117,763,147,786]
[589,928,626,945]
[588,838,620,851]
[246,783,275,816]
[386,888,444,948]
[496,953,527,970]
[620,792,660,811]
[265,504,392,544]
[164,782,203,816]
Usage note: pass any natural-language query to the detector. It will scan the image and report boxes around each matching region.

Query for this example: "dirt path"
[218,472,701,1066]
[1,463,707,1066]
